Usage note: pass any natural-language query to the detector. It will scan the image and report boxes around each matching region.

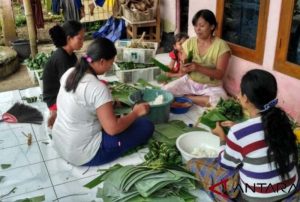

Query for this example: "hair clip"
[260,98,278,113]
[83,55,92,63]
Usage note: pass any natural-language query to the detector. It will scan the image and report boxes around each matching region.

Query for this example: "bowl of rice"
[176,131,222,163]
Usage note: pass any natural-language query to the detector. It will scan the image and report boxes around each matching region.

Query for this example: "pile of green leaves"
[117,62,154,70]
[199,98,244,129]
[15,15,26,27]
[109,81,138,106]
[153,120,207,145]
[24,53,50,70]
[84,164,197,202]
[144,140,182,166]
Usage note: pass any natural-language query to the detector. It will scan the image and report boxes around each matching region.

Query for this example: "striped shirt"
[219,116,298,201]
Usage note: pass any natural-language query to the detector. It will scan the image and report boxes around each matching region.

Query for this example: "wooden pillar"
[23,0,37,56]
[0,0,17,46]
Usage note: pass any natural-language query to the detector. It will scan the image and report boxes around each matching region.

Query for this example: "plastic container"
[11,39,31,60]
[176,131,221,163]
[170,97,193,114]
[115,40,158,64]
[114,63,161,83]
[129,89,174,124]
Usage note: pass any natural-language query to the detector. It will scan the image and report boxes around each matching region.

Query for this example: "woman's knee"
[134,118,154,137]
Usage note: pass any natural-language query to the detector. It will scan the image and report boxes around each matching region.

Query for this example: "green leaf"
[151,58,170,72]
[1,164,11,170]
[15,195,45,202]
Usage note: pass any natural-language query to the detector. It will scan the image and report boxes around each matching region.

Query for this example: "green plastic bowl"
[129,89,174,124]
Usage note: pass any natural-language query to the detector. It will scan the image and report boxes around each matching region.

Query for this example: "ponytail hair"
[65,37,117,92]
[49,20,83,47]
[241,69,298,180]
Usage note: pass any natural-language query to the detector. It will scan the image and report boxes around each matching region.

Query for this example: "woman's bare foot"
[89,3,95,16]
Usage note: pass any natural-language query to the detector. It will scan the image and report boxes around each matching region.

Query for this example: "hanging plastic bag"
[93,16,126,42]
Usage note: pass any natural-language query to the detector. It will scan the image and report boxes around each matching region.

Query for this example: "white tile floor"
[0,85,212,202]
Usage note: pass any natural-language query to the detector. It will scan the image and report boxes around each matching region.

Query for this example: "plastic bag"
[93,16,126,42]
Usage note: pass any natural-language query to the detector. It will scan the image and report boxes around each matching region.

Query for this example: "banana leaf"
[90,165,197,202]
[152,58,171,72]
[84,164,122,189]
[153,120,207,145]
[199,109,228,129]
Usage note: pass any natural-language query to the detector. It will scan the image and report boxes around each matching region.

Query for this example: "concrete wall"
[160,0,177,32]
[187,0,300,122]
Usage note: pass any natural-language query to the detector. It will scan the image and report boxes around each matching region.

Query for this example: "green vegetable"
[24,53,50,70]
[199,98,245,132]
[151,58,171,72]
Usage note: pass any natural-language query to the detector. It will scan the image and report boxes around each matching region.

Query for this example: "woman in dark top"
[43,20,84,128]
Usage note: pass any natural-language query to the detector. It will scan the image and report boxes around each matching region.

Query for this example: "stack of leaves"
[144,140,182,166]
[110,79,159,108]
[153,120,207,145]
[84,164,197,202]
[109,81,138,106]
[24,53,50,70]
[199,98,244,130]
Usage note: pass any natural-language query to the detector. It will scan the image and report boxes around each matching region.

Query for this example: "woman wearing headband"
[188,69,299,201]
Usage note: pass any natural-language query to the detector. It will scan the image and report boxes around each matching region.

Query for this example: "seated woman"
[163,9,231,107]
[188,69,299,201]
[52,38,154,166]
[43,21,84,128]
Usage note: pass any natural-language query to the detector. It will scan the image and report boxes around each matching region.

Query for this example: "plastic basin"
[170,97,193,114]
[129,89,174,124]
[176,131,221,163]
[11,39,31,60]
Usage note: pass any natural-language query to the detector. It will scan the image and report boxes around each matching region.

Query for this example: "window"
[275,0,300,79]
[216,0,269,64]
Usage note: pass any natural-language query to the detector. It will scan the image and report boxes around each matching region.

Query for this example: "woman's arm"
[96,102,149,136]
[183,51,231,80]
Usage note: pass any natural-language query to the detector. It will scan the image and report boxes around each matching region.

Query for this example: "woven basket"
[122,5,154,22]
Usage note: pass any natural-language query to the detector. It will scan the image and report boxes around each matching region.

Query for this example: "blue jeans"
[83,118,154,166]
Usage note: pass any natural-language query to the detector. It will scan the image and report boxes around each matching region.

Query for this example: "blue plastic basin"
[170,97,193,114]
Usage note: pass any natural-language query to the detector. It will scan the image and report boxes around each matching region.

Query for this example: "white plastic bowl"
[176,131,222,163]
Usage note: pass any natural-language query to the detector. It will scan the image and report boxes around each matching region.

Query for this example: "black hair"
[49,20,83,47]
[192,9,217,34]
[240,69,298,180]
[172,32,189,61]
[65,37,117,92]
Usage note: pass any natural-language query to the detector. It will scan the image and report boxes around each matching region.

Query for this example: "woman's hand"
[48,110,57,129]
[212,122,226,141]
[181,62,197,73]
[132,103,150,117]
[220,121,235,128]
